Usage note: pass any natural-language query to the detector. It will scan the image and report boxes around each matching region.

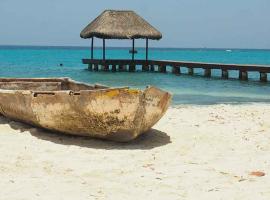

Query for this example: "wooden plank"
[82,59,270,72]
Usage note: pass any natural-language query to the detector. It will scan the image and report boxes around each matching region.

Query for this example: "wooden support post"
[91,37,94,59]
[94,64,99,71]
[150,65,155,72]
[103,39,106,60]
[204,68,211,77]
[88,64,93,71]
[158,65,162,72]
[112,65,116,72]
[172,66,181,75]
[243,71,248,80]
[158,65,166,73]
[260,72,267,82]
[142,64,149,71]
[239,70,248,80]
[132,39,135,61]
[163,65,167,73]
[222,69,229,79]
[119,65,127,72]
[103,64,109,71]
[142,65,145,71]
[239,70,242,79]
[146,39,149,61]
[188,67,194,75]
[129,64,135,72]
[119,65,123,71]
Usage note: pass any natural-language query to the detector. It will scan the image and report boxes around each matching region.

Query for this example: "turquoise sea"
[0,46,270,105]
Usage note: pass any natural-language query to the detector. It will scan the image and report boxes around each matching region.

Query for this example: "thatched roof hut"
[81,10,162,61]
[80,10,162,40]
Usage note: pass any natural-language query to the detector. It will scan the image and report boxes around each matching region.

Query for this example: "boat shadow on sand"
[0,116,171,150]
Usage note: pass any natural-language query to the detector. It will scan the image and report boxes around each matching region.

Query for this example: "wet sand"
[1,104,270,200]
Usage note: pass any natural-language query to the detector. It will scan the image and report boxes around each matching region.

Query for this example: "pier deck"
[82,59,270,82]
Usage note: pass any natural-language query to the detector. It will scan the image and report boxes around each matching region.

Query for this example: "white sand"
[1,104,270,200]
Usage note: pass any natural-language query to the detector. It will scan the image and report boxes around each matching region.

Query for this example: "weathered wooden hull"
[0,78,171,142]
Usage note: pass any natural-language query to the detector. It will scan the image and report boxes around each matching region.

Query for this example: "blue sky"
[0,0,269,48]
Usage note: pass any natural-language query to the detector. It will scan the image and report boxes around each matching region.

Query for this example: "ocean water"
[0,46,270,105]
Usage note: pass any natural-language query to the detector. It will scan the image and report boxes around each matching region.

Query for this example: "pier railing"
[82,59,270,82]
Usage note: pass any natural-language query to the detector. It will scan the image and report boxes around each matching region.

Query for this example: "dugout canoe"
[0,78,171,142]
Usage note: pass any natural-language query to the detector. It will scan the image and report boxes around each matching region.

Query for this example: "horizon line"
[0,44,269,51]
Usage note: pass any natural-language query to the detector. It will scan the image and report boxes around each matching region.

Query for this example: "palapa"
[80,10,162,40]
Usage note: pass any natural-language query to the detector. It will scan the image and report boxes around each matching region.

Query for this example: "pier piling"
[239,71,248,81]
[119,65,126,72]
[129,64,135,72]
[204,68,211,77]
[88,64,93,71]
[104,64,109,71]
[118,65,124,71]
[158,65,166,73]
[142,65,149,71]
[150,65,155,72]
[94,64,99,71]
[172,66,181,75]
[260,72,267,82]
[222,69,229,79]
[112,65,116,72]
[188,67,194,75]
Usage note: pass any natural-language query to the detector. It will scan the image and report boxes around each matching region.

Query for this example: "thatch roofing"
[80,10,162,40]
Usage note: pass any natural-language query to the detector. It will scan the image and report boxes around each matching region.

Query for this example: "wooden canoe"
[0,78,171,142]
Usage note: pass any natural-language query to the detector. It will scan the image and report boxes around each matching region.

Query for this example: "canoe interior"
[0,78,109,91]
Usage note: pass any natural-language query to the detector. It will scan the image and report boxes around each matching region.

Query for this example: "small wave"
[226,50,232,52]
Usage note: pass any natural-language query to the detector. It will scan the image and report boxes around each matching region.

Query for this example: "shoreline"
[1,103,270,199]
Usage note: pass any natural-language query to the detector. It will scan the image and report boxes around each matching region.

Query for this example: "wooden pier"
[82,59,270,82]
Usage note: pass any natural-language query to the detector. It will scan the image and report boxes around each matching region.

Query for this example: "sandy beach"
[1,103,270,200]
